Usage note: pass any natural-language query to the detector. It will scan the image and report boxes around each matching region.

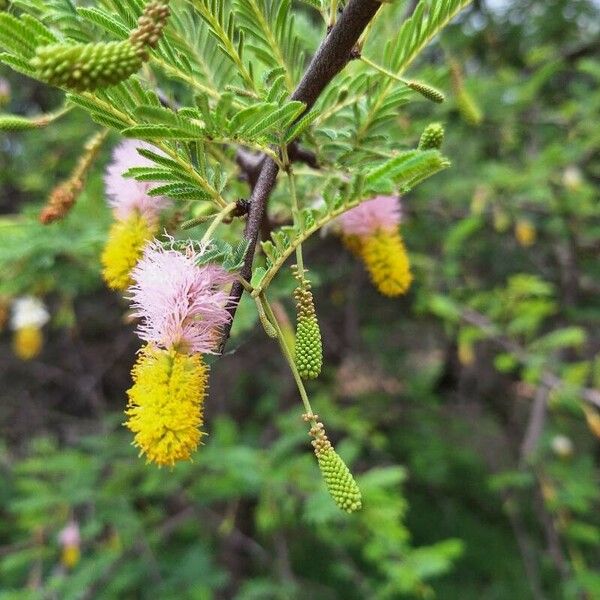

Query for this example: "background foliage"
[0,0,599,598]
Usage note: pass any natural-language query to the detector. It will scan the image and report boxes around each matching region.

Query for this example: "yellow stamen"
[101,212,156,291]
[361,229,413,297]
[12,325,43,360]
[125,345,208,467]
[342,234,364,258]
[61,545,80,569]
[515,220,536,247]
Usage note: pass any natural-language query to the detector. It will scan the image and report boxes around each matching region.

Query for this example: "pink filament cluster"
[337,195,402,237]
[128,241,234,354]
[58,521,80,548]
[104,139,171,222]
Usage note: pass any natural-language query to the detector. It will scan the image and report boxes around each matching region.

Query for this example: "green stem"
[329,0,339,27]
[282,146,304,274]
[200,202,237,245]
[360,55,410,86]
[260,293,316,421]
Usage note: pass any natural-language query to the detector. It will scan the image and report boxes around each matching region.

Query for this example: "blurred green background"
[1,0,600,598]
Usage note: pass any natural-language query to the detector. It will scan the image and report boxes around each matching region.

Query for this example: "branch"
[461,308,600,409]
[220,0,384,351]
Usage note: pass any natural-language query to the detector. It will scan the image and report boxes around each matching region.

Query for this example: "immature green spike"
[419,123,445,150]
[306,417,362,513]
[407,80,445,104]
[129,0,171,60]
[32,40,142,91]
[317,448,363,513]
[31,0,171,92]
[457,87,483,126]
[293,267,322,380]
[449,58,483,126]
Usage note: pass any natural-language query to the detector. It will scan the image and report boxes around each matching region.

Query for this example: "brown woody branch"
[220,0,383,351]
[461,308,600,409]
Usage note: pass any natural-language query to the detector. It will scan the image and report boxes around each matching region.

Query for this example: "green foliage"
[0,410,460,598]
[1,0,599,597]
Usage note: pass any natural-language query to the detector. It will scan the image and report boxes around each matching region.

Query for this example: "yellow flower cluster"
[345,229,413,297]
[61,544,80,569]
[515,219,536,247]
[101,212,156,291]
[12,325,43,360]
[125,345,208,467]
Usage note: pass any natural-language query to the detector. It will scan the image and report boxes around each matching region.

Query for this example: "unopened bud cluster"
[130,0,171,60]
[418,123,445,150]
[304,414,362,513]
[407,80,445,104]
[293,266,322,380]
[32,0,170,91]
[40,131,106,224]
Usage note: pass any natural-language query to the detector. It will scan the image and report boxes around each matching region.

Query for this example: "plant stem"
[329,0,339,28]
[360,55,410,86]
[200,202,237,245]
[260,292,316,422]
[282,146,304,273]
[220,0,383,351]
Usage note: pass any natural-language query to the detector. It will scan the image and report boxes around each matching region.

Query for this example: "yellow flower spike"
[13,325,43,360]
[361,229,413,297]
[515,219,536,247]
[61,545,80,569]
[125,345,208,467]
[101,212,156,291]
[582,406,600,439]
[342,234,364,258]
[458,340,475,366]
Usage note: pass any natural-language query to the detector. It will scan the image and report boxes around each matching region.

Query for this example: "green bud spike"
[129,0,171,60]
[32,40,142,91]
[317,448,363,513]
[407,80,445,103]
[293,267,322,380]
[419,122,445,150]
[457,87,483,126]
[31,0,171,92]
[306,418,362,513]
[449,58,483,126]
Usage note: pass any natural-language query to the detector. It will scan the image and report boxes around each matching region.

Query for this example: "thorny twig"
[220,0,384,352]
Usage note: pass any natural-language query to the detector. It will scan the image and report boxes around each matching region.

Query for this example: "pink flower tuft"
[338,195,402,237]
[128,241,234,354]
[58,521,81,548]
[104,140,171,222]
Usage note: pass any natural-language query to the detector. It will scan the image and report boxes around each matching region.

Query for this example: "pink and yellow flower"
[101,140,171,291]
[128,241,234,354]
[338,196,412,297]
[125,241,234,466]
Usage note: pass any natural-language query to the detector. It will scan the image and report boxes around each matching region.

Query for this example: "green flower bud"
[306,418,362,513]
[129,0,171,59]
[407,80,445,103]
[456,87,483,126]
[32,40,142,91]
[293,267,322,380]
[450,58,483,126]
[418,122,445,150]
[317,448,362,513]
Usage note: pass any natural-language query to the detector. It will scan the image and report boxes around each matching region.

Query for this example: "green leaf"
[530,327,587,353]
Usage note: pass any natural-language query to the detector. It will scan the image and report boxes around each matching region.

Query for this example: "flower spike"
[305,415,362,513]
[32,0,171,91]
[293,266,323,380]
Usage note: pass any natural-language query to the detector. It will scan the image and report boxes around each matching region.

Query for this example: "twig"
[520,384,549,465]
[219,0,383,352]
[460,308,600,409]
